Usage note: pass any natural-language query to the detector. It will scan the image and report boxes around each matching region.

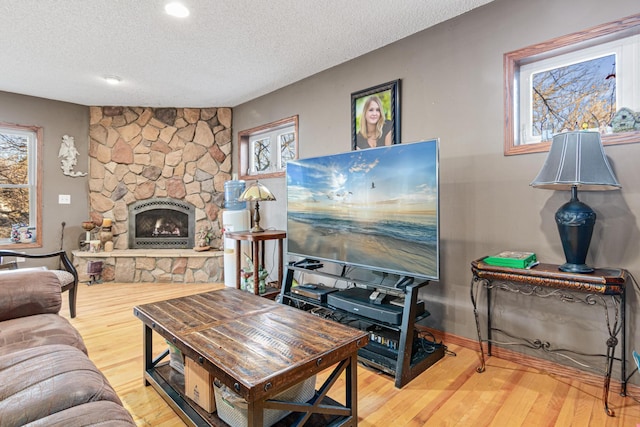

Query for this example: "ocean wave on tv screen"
[288,212,436,244]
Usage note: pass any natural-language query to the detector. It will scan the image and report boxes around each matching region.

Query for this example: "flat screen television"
[286,139,439,281]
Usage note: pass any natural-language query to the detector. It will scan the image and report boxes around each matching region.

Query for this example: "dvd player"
[327,288,425,325]
[290,284,338,302]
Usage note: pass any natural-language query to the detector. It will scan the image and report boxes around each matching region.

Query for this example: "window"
[250,136,272,172]
[278,131,296,169]
[505,13,640,155]
[0,122,42,247]
[238,116,298,180]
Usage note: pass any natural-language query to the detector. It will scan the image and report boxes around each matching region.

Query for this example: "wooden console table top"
[471,258,626,295]
[225,230,287,242]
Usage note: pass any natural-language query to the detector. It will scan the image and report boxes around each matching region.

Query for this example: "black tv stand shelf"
[279,262,444,388]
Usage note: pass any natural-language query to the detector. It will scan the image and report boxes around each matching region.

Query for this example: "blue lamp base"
[555,186,596,273]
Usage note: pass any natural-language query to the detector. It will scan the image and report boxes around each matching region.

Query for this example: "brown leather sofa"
[0,269,136,426]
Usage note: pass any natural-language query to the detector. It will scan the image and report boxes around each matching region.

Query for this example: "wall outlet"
[58,194,71,204]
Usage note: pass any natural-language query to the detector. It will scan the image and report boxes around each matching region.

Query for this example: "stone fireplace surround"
[73,106,232,283]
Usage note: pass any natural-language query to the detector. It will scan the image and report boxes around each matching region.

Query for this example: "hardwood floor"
[62,282,640,426]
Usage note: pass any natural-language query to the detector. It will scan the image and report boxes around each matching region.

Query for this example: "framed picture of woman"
[351,80,400,150]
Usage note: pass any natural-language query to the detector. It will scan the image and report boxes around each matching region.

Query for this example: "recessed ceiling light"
[165,2,190,18]
[104,75,122,85]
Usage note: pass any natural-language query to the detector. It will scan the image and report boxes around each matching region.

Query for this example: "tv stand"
[393,275,414,289]
[280,262,444,388]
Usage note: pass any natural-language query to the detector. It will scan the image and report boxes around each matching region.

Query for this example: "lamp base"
[559,262,594,273]
[555,186,596,275]
[250,201,265,233]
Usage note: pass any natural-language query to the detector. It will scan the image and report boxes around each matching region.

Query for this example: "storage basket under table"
[214,376,316,427]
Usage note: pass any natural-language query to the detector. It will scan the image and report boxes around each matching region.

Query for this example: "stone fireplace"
[73,106,233,283]
[86,106,232,249]
[128,198,195,249]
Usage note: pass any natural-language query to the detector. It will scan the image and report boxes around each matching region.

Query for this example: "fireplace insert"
[128,198,195,249]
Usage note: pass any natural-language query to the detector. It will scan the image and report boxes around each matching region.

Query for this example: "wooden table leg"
[235,240,242,290]
[252,240,260,295]
[246,399,264,427]
[260,241,265,271]
[277,238,283,288]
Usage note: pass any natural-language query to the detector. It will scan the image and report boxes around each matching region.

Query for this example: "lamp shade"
[530,131,620,191]
[237,181,275,232]
[238,181,276,202]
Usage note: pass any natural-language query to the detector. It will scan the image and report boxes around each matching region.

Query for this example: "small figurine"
[194,225,213,251]
[610,107,639,133]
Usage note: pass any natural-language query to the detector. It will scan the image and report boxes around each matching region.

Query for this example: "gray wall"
[233,0,640,376]
[0,91,90,262]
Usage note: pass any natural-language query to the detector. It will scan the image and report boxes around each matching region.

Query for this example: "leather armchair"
[0,250,78,318]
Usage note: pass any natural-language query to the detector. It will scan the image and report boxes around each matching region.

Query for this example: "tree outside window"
[252,137,271,172]
[0,123,41,246]
[278,131,296,170]
[532,55,617,140]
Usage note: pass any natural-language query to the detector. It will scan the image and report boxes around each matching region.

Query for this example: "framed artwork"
[238,115,298,180]
[504,13,640,155]
[351,80,400,150]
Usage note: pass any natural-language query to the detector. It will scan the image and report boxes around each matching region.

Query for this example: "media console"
[279,261,444,388]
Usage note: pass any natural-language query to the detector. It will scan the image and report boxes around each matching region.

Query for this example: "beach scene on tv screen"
[287,140,438,279]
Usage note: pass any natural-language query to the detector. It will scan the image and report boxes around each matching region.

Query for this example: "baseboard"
[415,325,640,395]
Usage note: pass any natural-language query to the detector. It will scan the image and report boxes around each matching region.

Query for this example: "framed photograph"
[238,115,298,180]
[351,80,400,150]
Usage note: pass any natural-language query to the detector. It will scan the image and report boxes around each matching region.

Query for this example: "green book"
[483,251,537,269]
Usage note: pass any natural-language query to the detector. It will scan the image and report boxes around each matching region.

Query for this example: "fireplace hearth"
[128,198,195,249]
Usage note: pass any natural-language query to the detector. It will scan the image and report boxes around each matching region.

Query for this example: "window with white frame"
[0,123,41,245]
[517,33,640,146]
[277,130,296,170]
[250,136,272,172]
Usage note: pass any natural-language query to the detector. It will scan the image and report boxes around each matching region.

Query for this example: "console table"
[225,230,286,295]
[470,258,627,417]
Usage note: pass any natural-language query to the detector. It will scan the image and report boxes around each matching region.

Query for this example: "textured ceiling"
[0,0,494,107]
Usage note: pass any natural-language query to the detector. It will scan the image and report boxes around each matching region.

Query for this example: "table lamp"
[530,131,620,273]
[238,181,276,232]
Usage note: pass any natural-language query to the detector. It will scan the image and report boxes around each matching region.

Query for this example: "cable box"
[327,288,425,325]
[290,284,338,302]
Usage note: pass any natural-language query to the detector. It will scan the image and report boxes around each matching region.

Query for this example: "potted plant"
[240,253,269,293]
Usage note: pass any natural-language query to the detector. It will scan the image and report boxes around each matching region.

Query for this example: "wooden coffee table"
[134,288,368,426]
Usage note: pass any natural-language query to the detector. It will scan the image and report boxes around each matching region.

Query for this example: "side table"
[470,258,627,417]
[226,230,286,295]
